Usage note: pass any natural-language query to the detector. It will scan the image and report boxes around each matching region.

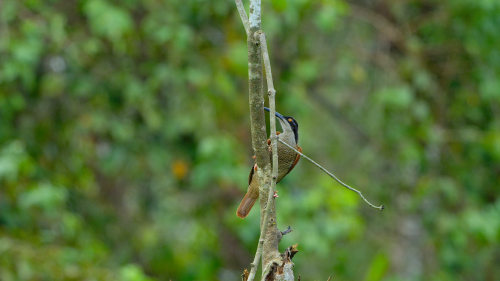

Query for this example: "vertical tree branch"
[241,1,295,280]
[260,32,294,280]
[235,0,250,36]
[260,33,275,94]
[246,0,271,279]
[247,2,266,168]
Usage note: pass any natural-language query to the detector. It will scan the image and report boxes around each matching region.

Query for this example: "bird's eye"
[288,118,292,122]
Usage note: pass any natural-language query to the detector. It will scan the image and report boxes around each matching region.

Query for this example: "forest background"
[1,0,499,280]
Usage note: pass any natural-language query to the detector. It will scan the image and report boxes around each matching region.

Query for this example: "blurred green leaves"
[0,141,33,183]
[84,0,133,41]
[18,183,68,213]
[120,264,154,281]
[0,0,499,280]
[314,0,348,31]
[363,252,389,281]
[375,86,414,109]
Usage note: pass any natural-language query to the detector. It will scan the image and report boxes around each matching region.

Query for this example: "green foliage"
[1,0,499,280]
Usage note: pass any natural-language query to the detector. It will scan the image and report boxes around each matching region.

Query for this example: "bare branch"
[246,0,271,280]
[241,2,296,280]
[259,33,275,95]
[281,226,292,236]
[278,139,385,211]
[248,30,281,281]
[248,0,261,29]
[248,238,263,281]
[235,0,250,36]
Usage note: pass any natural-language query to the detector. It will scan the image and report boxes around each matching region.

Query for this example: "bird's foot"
[273,191,279,198]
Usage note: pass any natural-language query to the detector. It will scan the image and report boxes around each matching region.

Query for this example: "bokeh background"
[1,0,500,280]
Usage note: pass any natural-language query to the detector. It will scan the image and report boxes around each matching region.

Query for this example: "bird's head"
[264,107,299,143]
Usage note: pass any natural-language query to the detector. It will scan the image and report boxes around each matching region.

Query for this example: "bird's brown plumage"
[236,129,301,219]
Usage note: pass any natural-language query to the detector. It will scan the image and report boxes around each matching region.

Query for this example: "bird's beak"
[264,107,285,122]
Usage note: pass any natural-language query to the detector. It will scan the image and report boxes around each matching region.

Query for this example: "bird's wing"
[248,163,256,185]
[278,145,301,183]
[250,131,285,185]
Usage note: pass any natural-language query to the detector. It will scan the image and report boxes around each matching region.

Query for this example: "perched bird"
[236,107,302,219]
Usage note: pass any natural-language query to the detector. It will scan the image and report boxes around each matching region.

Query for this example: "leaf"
[18,183,68,212]
[375,86,414,109]
[83,0,133,41]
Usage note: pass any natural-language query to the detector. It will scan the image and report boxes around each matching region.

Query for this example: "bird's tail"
[236,192,258,219]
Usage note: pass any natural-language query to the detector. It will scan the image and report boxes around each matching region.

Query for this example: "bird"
[236,107,302,219]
